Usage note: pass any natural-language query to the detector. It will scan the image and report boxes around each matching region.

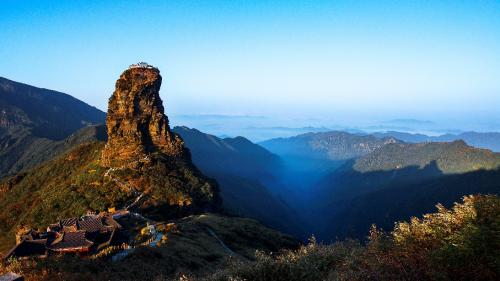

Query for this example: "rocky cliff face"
[0,65,220,239]
[97,64,219,215]
[101,66,185,167]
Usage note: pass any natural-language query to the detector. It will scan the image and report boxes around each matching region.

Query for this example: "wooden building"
[4,213,123,260]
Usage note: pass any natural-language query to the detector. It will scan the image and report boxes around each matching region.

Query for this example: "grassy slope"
[0,140,219,253]
[0,142,126,251]
[0,125,107,179]
[0,213,299,281]
[2,196,496,281]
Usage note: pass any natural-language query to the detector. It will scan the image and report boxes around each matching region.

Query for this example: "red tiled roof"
[59,218,78,227]
[49,231,93,250]
[76,215,121,232]
[77,217,105,232]
[50,215,120,234]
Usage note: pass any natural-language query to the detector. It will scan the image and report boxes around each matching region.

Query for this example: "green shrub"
[207,195,500,281]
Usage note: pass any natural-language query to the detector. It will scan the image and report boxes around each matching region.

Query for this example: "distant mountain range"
[1,74,499,249]
[260,130,500,241]
[372,131,500,152]
[259,131,401,177]
[260,131,400,162]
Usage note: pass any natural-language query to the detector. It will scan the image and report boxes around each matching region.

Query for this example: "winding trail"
[126,193,145,210]
[206,227,243,259]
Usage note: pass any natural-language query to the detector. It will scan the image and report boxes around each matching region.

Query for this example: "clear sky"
[1,0,499,133]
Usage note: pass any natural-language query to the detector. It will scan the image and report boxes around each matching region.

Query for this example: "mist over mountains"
[173,126,303,237]
[2,0,499,278]
[261,131,500,241]
[0,75,499,280]
[171,113,500,143]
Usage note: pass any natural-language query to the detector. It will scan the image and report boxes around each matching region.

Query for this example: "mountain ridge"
[0,65,220,251]
[260,131,399,162]
[0,76,106,178]
[314,140,500,240]
[173,126,304,237]
[372,130,500,152]
[0,76,105,139]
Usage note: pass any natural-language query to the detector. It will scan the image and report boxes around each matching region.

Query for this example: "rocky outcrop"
[0,65,221,256]
[101,64,186,167]
[98,63,219,214]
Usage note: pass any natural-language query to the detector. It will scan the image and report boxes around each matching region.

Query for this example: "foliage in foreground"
[1,195,498,281]
[207,194,499,281]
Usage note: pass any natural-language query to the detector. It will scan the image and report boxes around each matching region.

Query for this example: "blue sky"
[1,0,499,134]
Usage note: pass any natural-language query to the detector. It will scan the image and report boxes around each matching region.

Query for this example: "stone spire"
[101,64,185,167]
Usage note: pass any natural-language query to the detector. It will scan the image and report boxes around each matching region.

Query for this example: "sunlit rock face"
[101,64,186,167]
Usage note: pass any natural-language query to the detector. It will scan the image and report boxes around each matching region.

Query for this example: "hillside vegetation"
[2,195,497,281]
[0,125,107,179]
[353,140,500,173]
[206,195,500,281]
[0,214,298,281]
[0,77,105,178]
[311,140,500,240]
[0,140,218,253]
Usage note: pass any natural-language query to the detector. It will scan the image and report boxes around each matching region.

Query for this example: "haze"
[1,0,499,136]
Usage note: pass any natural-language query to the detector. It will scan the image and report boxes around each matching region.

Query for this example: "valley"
[2,1,499,279]
[0,69,499,280]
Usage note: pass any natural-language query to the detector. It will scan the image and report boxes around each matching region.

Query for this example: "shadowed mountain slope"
[314,141,500,240]
[175,126,282,180]
[173,126,304,237]
[0,77,104,139]
[0,77,105,178]
[260,131,400,178]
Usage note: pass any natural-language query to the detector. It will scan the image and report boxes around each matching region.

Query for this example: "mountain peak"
[101,65,185,167]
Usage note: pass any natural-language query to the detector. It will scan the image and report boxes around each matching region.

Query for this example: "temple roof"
[49,231,93,250]
[4,239,47,260]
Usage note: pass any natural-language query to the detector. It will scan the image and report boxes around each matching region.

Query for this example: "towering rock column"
[101,63,185,167]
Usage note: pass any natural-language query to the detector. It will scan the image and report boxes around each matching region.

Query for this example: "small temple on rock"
[128,62,157,69]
